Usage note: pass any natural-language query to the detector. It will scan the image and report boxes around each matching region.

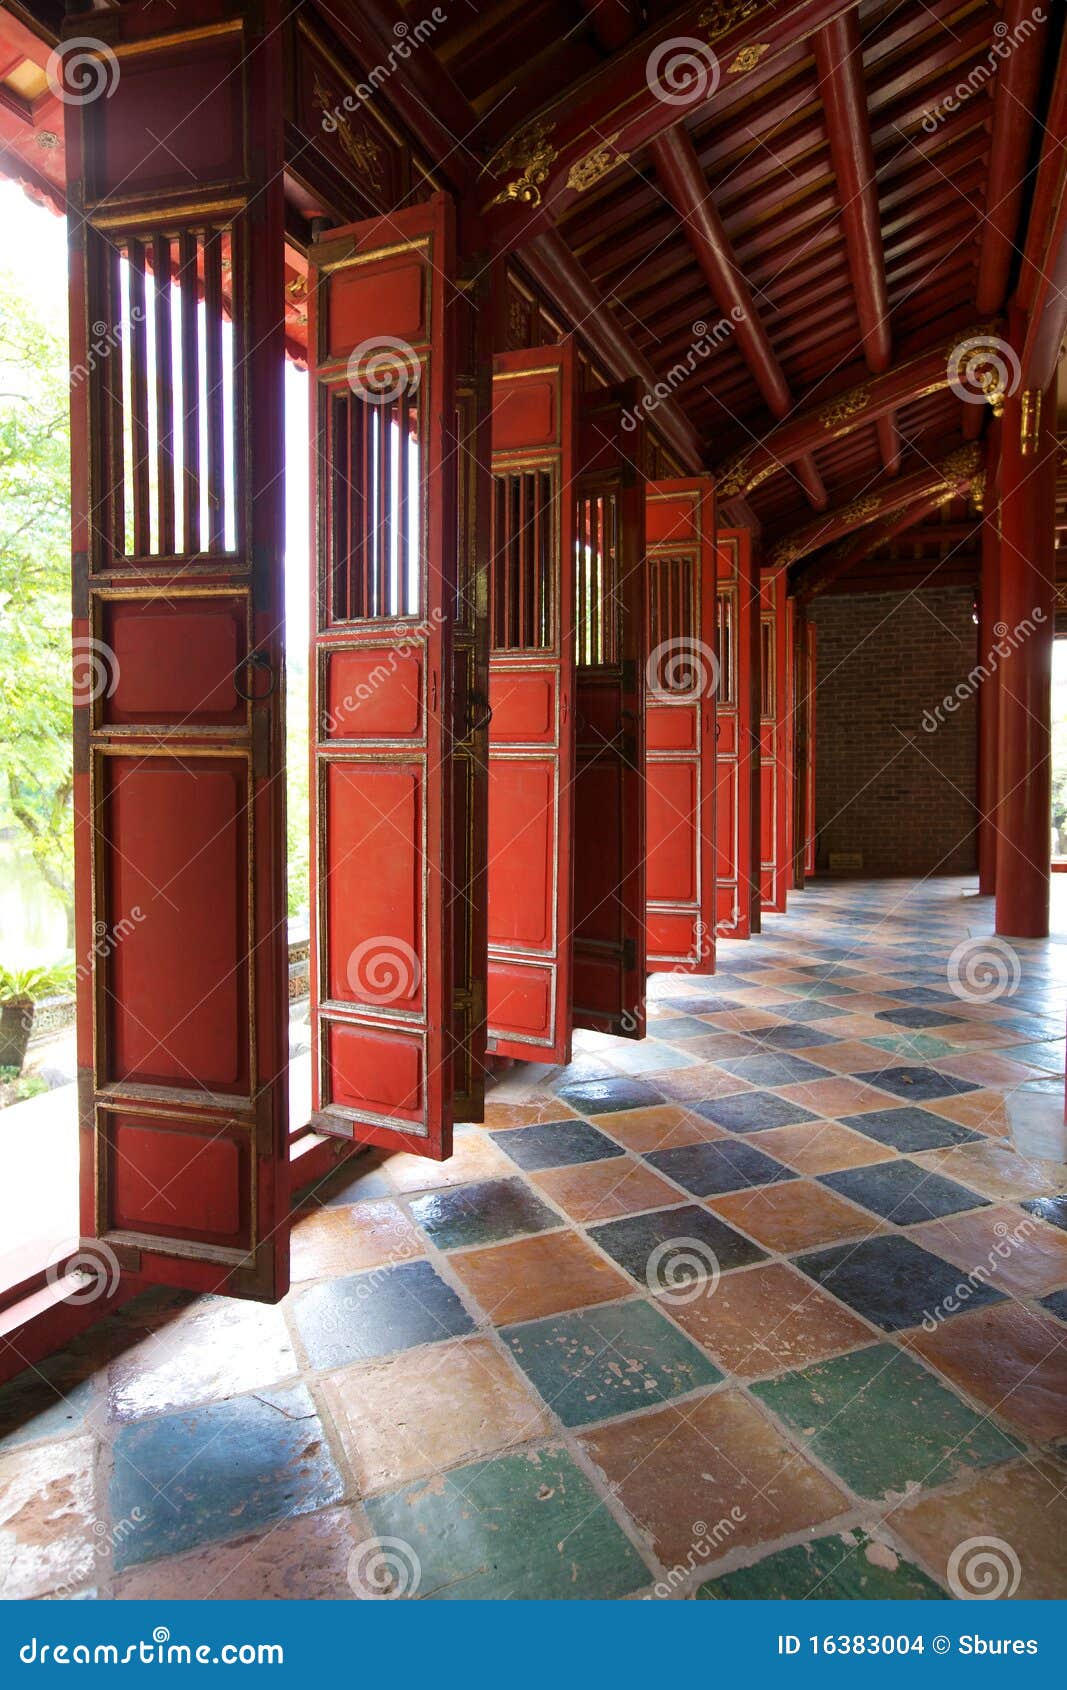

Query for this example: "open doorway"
[0,180,314,1304]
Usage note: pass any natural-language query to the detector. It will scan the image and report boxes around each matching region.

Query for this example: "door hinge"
[622,936,637,972]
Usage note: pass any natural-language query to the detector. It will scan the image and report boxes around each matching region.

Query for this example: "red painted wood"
[995,365,1057,940]
[572,383,647,1031]
[759,565,791,914]
[487,342,577,1063]
[715,528,756,939]
[976,0,1050,313]
[650,128,826,512]
[804,620,817,879]
[480,0,859,248]
[977,427,1001,897]
[67,2,290,1301]
[644,479,716,972]
[522,231,701,474]
[307,194,467,1159]
[812,11,890,375]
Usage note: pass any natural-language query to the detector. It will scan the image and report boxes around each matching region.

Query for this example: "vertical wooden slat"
[103,243,126,557]
[153,234,175,556]
[127,239,150,556]
[179,230,201,555]
[345,396,359,620]
[397,399,410,616]
[203,228,225,551]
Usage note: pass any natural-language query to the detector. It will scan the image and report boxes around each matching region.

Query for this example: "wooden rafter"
[812,9,896,476]
[650,126,828,509]
[479,0,868,248]
[523,228,703,471]
[779,442,981,580]
[798,495,980,601]
[712,322,995,497]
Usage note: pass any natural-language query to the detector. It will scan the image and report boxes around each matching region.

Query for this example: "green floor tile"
[753,1344,1023,1500]
[698,1530,946,1600]
[364,1447,649,1599]
[866,1034,958,1060]
[502,1297,722,1427]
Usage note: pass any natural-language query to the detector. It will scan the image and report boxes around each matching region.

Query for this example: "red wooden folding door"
[306,194,484,1161]
[759,563,791,914]
[713,529,755,939]
[572,385,647,1031]
[487,343,577,1063]
[644,479,716,974]
[68,5,291,1299]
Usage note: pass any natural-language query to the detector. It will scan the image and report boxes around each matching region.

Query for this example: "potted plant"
[0,962,75,1070]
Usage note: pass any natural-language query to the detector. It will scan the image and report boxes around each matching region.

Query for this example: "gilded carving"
[313,77,386,193]
[728,43,770,73]
[698,0,761,43]
[484,119,558,209]
[1020,388,1042,456]
[566,134,630,194]
[817,385,871,433]
[716,454,753,497]
[841,493,882,526]
[940,443,981,481]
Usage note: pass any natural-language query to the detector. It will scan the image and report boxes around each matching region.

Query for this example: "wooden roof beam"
[975,0,1051,314]
[650,126,827,509]
[713,320,996,497]
[780,442,981,584]
[480,0,864,249]
[523,227,704,472]
[798,492,980,600]
[813,10,891,372]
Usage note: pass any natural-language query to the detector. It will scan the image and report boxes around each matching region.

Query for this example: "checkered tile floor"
[3,877,1066,1600]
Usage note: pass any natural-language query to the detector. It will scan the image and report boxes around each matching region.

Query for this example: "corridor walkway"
[2,878,1067,1600]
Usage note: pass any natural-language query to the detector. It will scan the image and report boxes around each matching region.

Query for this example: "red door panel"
[307,194,479,1159]
[487,343,577,1063]
[713,530,755,938]
[68,5,290,1300]
[759,564,791,914]
[644,480,716,974]
[573,385,647,1033]
[805,621,817,877]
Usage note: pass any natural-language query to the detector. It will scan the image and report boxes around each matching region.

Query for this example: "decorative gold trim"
[1020,388,1042,456]
[818,385,871,432]
[566,133,630,194]
[940,443,981,480]
[728,43,770,73]
[698,0,761,44]
[840,493,882,526]
[484,119,558,209]
[313,76,386,193]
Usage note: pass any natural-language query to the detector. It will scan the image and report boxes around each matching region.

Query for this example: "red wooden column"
[995,374,1057,938]
[976,425,1001,897]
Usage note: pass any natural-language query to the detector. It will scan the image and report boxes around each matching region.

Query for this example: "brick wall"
[809,587,978,876]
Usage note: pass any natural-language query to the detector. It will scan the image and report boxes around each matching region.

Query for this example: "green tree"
[0,271,74,945]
